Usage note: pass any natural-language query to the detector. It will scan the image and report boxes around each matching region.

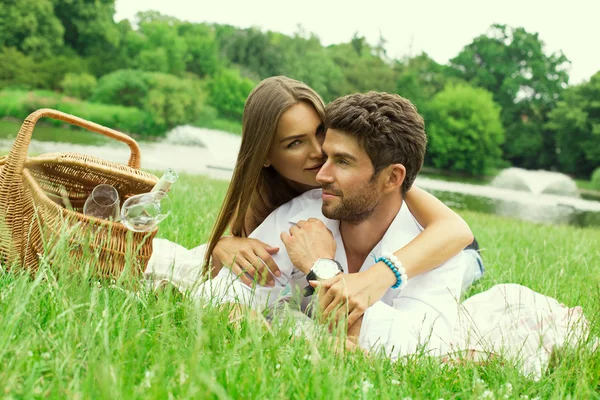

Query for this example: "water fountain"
[491,168,580,198]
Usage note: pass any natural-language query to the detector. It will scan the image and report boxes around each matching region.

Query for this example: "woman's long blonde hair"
[204,76,326,273]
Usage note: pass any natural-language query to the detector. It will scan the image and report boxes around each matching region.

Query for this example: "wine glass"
[120,191,172,232]
[83,184,121,220]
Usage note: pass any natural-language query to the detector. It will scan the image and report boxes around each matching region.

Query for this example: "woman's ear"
[382,164,406,194]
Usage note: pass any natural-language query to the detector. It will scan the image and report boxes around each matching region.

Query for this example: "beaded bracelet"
[375,251,408,289]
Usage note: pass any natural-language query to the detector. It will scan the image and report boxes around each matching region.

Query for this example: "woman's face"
[266,102,325,191]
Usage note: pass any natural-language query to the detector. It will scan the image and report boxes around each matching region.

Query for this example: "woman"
[146,75,483,300]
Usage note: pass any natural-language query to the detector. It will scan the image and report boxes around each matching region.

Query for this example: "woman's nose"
[309,138,324,159]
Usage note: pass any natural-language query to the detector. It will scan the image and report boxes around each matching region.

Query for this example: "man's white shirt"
[197,188,467,358]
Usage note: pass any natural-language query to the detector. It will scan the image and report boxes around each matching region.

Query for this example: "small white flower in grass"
[303,354,311,361]
[402,397,412,400]
[27,351,33,357]
[391,379,400,385]
[275,364,281,370]
[481,390,494,399]
[142,370,154,389]
[504,383,513,394]
[41,352,50,360]
[520,395,529,399]
[362,380,374,394]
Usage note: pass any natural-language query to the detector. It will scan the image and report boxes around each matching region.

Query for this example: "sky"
[114,0,600,84]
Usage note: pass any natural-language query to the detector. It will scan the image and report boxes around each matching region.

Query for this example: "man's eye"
[287,140,302,148]
[337,159,349,165]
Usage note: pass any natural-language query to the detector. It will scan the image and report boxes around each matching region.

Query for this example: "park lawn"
[0,173,599,399]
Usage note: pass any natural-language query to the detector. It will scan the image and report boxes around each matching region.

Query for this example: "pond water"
[2,121,599,228]
[416,177,600,228]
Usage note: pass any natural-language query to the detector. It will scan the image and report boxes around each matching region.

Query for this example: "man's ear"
[381,164,406,194]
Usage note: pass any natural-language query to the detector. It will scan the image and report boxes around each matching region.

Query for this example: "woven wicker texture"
[0,109,159,277]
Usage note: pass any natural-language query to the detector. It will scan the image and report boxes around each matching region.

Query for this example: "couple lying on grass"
[146,77,593,379]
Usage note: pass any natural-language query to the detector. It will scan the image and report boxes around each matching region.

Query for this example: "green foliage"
[451,24,570,169]
[59,73,97,99]
[192,105,243,135]
[0,0,65,58]
[0,48,45,89]
[395,53,465,112]
[426,84,505,175]
[0,48,89,91]
[328,41,397,97]
[52,0,120,56]
[591,168,600,190]
[91,69,205,133]
[128,11,189,76]
[206,69,255,120]
[178,22,221,77]
[0,89,153,136]
[279,31,346,103]
[546,71,600,177]
[91,69,150,108]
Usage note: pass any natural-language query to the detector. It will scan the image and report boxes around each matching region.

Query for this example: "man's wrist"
[300,254,335,274]
[369,261,397,288]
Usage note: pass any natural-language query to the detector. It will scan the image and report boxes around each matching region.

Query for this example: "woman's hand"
[309,262,395,330]
[212,236,281,287]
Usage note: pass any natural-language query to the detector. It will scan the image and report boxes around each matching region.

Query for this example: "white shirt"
[199,188,466,358]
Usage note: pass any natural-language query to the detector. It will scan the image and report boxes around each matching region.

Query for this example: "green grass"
[0,173,599,398]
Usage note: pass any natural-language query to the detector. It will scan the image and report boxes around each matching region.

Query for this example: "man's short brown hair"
[325,92,427,194]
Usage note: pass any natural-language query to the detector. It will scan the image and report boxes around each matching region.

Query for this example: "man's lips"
[322,191,340,199]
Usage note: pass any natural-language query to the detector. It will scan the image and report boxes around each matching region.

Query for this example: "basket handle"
[6,108,142,175]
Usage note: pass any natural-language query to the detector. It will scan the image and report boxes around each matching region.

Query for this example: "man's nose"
[316,160,333,184]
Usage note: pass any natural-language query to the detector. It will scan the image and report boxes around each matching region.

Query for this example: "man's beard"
[321,180,379,224]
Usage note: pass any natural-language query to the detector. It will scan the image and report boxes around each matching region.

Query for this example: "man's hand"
[309,263,395,330]
[280,218,336,274]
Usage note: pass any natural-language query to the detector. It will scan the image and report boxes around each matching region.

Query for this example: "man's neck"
[340,194,402,273]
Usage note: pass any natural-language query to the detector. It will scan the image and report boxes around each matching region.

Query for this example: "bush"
[591,168,600,191]
[426,84,505,175]
[91,69,204,132]
[91,69,150,109]
[0,48,47,90]
[0,89,154,136]
[60,73,97,100]
[206,69,255,120]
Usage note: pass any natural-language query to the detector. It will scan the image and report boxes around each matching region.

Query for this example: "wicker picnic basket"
[0,108,159,278]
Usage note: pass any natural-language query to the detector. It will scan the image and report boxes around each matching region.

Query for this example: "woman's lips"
[305,162,324,171]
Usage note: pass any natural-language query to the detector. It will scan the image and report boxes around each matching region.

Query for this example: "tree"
[133,12,189,76]
[328,41,397,96]
[178,23,221,77]
[450,24,570,169]
[52,0,120,56]
[206,69,255,120]
[395,53,464,112]
[0,0,65,58]
[546,71,600,177]
[278,31,346,102]
[426,84,505,175]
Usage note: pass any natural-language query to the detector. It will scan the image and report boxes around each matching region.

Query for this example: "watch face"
[312,259,341,280]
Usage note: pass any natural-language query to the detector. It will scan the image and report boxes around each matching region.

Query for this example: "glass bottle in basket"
[120,169,178,232]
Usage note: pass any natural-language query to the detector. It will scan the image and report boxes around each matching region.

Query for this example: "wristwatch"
[303,258,344,296]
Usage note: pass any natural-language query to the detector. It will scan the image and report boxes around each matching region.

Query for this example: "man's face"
[315,129,382,224]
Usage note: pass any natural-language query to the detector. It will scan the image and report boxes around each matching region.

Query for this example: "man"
[199,92,466,358]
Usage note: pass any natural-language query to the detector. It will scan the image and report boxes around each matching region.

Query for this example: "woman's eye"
[287,140,302,148]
